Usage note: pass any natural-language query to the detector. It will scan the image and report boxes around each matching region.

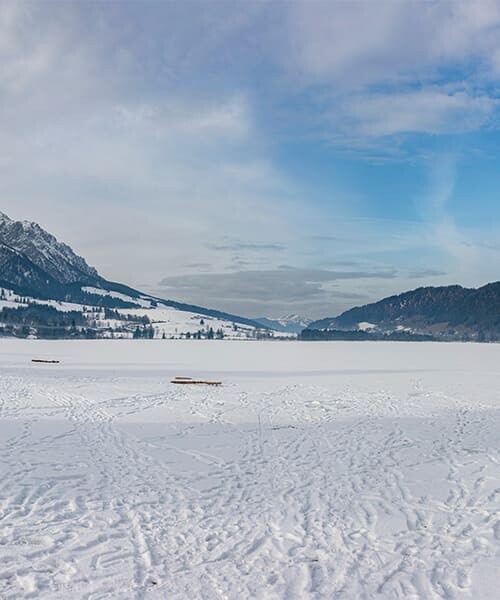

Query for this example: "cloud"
[283,1,500,87]
[336,89,497,139]
[413,154,497,286]
[115,97,252,141]
[408,268,447,279]
[183,262,213,270]
[470,241,500,252]
[266,2,500,150]
[209,240,286,252]
[157,267,396,318]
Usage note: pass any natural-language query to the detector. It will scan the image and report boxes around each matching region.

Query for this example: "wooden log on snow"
[32,359,60,364]
[171,378,222,386]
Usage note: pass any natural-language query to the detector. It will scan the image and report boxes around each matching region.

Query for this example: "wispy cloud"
[209,240,286,252]
[419,156,477,268]
[334,89,497,139]
[408,268,447,279]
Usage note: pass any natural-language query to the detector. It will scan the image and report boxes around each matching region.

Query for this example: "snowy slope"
[0,286,270,339]
[1,340,499,598]
[116,305,262,339]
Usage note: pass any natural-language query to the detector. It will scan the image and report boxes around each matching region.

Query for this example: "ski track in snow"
[0,340,499,599]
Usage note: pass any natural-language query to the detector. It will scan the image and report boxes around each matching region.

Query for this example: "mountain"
[0,213,98,284]
[255,314,312,334]
[0,212,268,337]
[0,212,108,301]
[308,283,500,341]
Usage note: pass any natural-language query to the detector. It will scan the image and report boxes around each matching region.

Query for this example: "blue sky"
[1,1,500,318]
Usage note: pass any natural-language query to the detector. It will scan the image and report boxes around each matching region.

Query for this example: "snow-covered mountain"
[255,314,312,334]
[307,283,500,342]
[0,212,271,339]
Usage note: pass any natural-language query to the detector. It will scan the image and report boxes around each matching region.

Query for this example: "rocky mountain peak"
[0,212,98,284]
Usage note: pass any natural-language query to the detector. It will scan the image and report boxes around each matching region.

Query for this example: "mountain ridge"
[308,282,500,341]
[0,212,98,284]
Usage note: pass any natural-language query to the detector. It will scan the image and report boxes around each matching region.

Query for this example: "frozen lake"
[1,339,499,599]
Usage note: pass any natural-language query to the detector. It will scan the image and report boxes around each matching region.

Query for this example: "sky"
[1,0,500,319]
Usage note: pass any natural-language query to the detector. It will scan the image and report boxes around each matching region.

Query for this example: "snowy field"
[1,339,500,600]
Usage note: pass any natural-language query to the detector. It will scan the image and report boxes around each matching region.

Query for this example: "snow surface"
[1,339,500,599]
[0,290,83,314]
[117,306,274,340]
[81,287,153,309]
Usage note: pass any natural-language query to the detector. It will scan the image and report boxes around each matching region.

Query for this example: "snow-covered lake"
[1,339,499,599]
